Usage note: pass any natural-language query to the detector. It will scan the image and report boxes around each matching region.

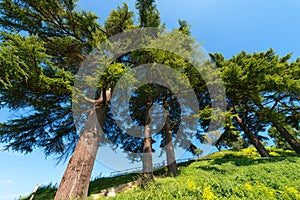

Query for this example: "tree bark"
[234,115,270,157]
[142,102,153,180]
[269,119,300,154]
[164,101,178,177]
[227,103,270,157]
[55,90,110,200]
[256,103,300,154]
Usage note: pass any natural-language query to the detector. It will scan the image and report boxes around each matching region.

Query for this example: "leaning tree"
[210,49,300,155]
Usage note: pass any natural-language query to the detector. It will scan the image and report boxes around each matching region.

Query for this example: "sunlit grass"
[20,147,300,200]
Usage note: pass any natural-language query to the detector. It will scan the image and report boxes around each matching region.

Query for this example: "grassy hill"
[21,147,300,200]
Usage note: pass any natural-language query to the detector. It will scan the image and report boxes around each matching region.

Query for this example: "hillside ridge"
[21,147,300,200]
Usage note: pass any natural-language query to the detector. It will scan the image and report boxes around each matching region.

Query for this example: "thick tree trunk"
[142,103,153,180]
[55,90,110,200]
[164,102,178,177]
[234,115,270,157]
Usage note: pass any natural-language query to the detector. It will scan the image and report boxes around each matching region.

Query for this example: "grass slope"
[21,147,300,200]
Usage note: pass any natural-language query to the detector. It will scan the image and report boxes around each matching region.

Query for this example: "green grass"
[19,173,143,200]
[88,173,142,194]
[20,147,300,200]
[20,184,57,200]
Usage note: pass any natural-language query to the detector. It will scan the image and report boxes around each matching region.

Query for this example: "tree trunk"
[55,90,110,200]
[269,119,300,154]
[234,115,270,157]
[142,103,153,180]
[256,103,300,154]
[164,102,178,177]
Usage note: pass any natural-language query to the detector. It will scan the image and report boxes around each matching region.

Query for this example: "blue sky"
[1,0,300,199]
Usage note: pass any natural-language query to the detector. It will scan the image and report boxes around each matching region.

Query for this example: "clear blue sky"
[1,0,300,199]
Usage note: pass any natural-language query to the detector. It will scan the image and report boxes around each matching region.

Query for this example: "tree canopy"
[0,0,300,199]
[211,49,300,154]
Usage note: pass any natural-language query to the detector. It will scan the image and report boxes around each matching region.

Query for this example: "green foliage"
[178,20,191,36]
[210,49,300,152]
[269,126,300,150]
[0,0,198,161]
[20,184,57,200]
[0,0,105,159]
[2,0,299,197]
[19,174,143,200]
[104,3,135,36]
[135,0,160,27]
[0,29,77,156]
[204,147,298,160]
[0,33,37,88]
[20,148,300,200]
[111,148,300,200]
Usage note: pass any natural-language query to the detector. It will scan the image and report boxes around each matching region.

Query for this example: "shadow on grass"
[196,165,229,173]
[88,173,141,195]
[88,167,168,195]
[177,160,196,168]
[210,155,299,167]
